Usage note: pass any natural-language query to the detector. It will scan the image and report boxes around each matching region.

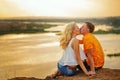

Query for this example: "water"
[0,33,120,80]
[95,34,120,69]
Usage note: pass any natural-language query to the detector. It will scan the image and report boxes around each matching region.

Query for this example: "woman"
[46,22,89,79]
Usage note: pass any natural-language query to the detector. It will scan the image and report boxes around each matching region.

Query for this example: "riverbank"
[0,21,120,35]
[9,68,120,80]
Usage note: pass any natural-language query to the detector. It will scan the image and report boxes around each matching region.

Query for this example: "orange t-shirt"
[79,33,104,68]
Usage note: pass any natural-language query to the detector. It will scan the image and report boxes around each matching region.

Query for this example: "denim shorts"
[57,63,77,76]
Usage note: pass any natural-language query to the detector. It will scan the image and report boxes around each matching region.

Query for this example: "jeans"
[57,63,77,76]
[77,60,103,71]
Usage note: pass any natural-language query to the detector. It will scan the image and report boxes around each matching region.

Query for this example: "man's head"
[80,22,95,35]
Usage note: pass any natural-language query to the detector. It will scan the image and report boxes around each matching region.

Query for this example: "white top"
[58,38,86,66]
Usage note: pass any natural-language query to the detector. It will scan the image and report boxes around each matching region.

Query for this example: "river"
[0,33,120,80]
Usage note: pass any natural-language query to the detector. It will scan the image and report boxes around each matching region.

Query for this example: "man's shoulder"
[84,33,95,39]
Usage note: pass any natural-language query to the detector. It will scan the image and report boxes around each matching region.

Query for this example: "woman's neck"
[72,34,77,38]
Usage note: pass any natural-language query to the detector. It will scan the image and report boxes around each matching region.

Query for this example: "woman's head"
[80,22,95,35]
[60,22,79,49]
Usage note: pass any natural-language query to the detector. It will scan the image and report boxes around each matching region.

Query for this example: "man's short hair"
[85,22,95,33]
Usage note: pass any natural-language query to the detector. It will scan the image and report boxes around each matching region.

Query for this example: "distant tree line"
[0,16,120,35]
[0,22,57,35]
[0,16,120,27]
[0,22,57,31]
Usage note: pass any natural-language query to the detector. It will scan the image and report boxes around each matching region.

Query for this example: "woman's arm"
[72,38,89,75]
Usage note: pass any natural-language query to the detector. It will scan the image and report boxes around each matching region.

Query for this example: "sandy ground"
[8,68,120,80]
[53,68,120,80]
[0,25,120,80]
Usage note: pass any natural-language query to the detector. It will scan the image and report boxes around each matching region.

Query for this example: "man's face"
[80,23,89,35]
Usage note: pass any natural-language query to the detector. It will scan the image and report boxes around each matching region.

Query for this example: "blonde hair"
[60,22,77,49]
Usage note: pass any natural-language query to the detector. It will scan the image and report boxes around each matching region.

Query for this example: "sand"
[9,68,120,80]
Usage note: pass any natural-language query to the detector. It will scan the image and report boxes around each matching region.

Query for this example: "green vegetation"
[0,27,48,35]
[94,29,120,34]
[107,53,120,57]
[1,16,120,27]
[0,22,57,35]
[0,16,120,35]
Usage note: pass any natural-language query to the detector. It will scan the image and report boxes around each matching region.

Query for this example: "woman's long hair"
[60,22,77,50]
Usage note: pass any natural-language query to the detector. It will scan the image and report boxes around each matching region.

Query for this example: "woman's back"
[59,38,86,66]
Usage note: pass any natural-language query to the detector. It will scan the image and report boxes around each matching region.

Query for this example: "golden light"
[0,0,120,18]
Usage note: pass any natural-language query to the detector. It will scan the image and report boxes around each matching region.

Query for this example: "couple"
[47,22,104,79]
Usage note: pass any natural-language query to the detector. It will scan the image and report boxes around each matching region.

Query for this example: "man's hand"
[88,71,96,76]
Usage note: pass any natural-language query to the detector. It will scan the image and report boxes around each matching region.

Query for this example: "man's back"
[83,33,104,68]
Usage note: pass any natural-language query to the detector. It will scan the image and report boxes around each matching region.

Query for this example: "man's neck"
[83,32,90,36]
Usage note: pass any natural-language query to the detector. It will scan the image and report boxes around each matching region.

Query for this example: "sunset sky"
[0,0,120,18]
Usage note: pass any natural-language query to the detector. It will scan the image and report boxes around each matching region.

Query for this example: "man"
[78,22,104,75]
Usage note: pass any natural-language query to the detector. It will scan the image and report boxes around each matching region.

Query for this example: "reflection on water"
[104,56,120,69]
[21,42,59,48]
[0,33,120,80]
[0,34,30,39]
[0,33,61,80]
[95,25,113,31]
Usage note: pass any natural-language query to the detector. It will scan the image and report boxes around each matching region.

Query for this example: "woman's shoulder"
[73,37,79,41]
[72,38,79,44]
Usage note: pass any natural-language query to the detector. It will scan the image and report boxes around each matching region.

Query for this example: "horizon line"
[0,15,120,19]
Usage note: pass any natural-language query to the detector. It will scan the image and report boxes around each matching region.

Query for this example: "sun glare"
[80,0,94,9]
[0,0,120,17]
[8,0,96,17]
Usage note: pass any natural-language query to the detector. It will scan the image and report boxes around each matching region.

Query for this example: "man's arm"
[79,40,83,44]
[86,49,95,73]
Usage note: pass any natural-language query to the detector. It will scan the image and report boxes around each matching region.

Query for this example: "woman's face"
[73,26,80,35]
[80,23,89,34]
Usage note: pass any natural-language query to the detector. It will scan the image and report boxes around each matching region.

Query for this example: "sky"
[0,0,120,18]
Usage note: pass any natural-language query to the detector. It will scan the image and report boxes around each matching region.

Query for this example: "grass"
[0,29,46,35]
[0,29,62,35]
[0,25,57,35]
[56,29,120,36]
[0,22,59,35]
[107,53,120,57]
[0,28,120,35]
[0,21,120,35]
[93,29,120,34]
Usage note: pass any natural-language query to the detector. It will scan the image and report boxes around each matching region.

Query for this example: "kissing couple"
[46,22,104,79]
